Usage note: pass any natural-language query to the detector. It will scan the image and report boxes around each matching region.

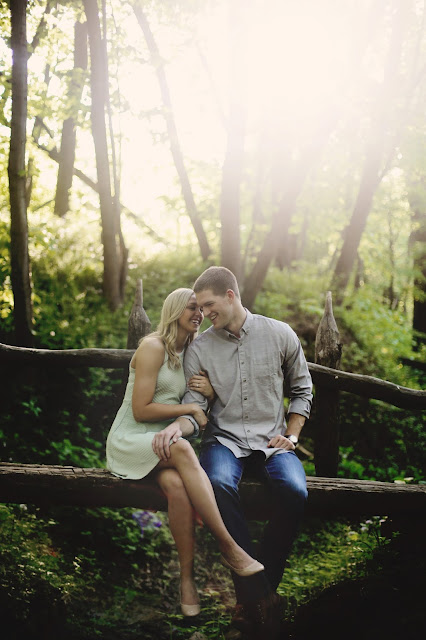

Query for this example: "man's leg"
[258,450,308,591]
[199,442,271,604]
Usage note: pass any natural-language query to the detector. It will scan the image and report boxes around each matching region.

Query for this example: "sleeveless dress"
[106,350,186,480]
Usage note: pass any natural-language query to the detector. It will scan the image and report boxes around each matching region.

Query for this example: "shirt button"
[245,415,248,419]
[243,378,246,382]
[244,397,247,400]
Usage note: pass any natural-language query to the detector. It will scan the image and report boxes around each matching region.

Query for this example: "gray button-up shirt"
[182,310,312,459]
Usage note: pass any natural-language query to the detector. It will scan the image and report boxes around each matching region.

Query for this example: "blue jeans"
[200,442,307,599]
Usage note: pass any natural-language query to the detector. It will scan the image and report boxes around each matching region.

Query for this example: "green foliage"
[1,502,400,639]
[0,502,175,637]
[339,286,419,386]
[278,516,391,614]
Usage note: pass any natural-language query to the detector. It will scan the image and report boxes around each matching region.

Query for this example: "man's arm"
[268,413,306,450]
[267,325,312,451]
[282,326,313,419]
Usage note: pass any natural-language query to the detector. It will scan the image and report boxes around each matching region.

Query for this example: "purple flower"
[132,510,162,538]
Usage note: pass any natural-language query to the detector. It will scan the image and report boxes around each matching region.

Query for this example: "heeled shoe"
[181,602,201,617]
[220,556,264,577]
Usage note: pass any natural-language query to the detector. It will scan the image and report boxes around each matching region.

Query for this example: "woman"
[106,288,263,617]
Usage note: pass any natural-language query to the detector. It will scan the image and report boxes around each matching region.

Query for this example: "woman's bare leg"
[155,468,198,606]
[157,439,259,573]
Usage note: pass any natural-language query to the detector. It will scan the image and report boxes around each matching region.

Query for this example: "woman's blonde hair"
[144,288,196,369]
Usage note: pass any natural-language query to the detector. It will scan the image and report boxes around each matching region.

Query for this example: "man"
[174,266,312,637]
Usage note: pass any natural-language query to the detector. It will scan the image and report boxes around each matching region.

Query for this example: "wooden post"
[314,291,342,477]
[127,279,151,349]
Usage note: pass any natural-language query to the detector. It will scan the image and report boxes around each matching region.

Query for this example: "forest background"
[1,1,425,639]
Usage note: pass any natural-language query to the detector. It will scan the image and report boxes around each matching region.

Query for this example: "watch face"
[288,435,298,445]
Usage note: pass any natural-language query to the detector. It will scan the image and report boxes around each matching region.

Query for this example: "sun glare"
[19,1,376,244]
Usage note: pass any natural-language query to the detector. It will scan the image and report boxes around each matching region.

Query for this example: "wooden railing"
[1,280,425,517]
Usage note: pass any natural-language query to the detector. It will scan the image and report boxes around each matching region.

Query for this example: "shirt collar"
[216,308,252,339]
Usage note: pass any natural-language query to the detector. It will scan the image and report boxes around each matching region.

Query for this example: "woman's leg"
[157,439,260,573]
[155,468,198,606]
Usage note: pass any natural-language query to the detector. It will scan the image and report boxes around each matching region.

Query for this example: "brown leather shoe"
[228,593,286,640]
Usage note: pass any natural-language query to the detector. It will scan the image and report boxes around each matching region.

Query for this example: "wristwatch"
[286,434,299,447]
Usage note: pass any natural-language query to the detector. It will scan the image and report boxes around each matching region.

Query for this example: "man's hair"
[193,266,240,299]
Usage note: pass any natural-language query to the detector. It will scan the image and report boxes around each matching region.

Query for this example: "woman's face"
[178,294,203,334]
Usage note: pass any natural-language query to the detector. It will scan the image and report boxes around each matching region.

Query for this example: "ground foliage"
[2,500,424,640]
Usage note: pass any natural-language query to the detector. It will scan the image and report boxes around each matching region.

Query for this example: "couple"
[106,266,312,638]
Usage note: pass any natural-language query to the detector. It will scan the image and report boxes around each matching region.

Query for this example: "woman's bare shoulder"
[132,336,165,368]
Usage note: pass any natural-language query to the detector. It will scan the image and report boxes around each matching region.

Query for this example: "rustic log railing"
[0,463,425,517]
[1,281,425,516]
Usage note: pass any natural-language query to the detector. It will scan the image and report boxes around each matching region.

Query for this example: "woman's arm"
[187,370,216,405]
[131,337,206,425]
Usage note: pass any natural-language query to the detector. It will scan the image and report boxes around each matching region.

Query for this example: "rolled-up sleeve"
[282,329,313,418]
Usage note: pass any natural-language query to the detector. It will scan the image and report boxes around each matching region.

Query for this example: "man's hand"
[267,435,295,450]
[152,422,182,461]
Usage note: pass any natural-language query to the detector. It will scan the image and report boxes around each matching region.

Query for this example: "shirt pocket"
[251,357,273,391]
[251,355,283,401]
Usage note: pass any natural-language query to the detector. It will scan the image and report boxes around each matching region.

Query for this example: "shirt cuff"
[287,398,311,419]
[182,415,200,440]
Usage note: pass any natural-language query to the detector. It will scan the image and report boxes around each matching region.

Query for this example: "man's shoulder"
[187,327,216,351]
[251,313,293,334]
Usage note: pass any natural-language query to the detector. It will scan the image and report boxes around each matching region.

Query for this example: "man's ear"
[226,289,235,302]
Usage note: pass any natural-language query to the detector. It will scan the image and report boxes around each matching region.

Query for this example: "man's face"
[195,288,234,330]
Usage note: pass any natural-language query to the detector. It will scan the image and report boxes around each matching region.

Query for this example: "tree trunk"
[8,0,33,346]
[220,0,246,281]
[331,1,409,303]
[101,0,127,301]
[133,5,211,261]
[83,0,122,310]
[241,163,309,309]
[409,197,426,347]
[54,20,88,217]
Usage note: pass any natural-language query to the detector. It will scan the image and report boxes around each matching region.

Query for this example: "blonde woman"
[106,288,263,616]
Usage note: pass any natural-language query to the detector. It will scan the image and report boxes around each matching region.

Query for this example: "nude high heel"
[181,602,201,617]
[180,583,200,617]
[220,556,264,577]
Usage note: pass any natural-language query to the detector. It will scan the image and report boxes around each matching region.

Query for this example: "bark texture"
[314,292,342,477]
[54,21,88,217]
[83,0,124,310]
[8,0,33,346]
[1,463,425,517]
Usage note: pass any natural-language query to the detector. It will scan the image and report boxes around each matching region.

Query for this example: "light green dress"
[106,350,186,480]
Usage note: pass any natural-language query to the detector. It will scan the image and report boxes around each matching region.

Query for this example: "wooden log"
[0,342,134,367]
[314,291,342,477]
[1,463,426,518]
[127,279,151,349]
[0,343,425,409]
[308,364,426,410]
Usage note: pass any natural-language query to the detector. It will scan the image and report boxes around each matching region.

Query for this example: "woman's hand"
[188,370,215,403]
[187,404,208,429]
[152,423,182,460]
